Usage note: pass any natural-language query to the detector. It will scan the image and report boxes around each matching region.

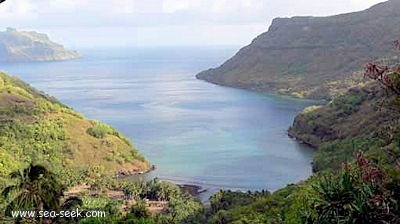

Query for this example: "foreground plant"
[312,153,399,224]
[1,164,83,223]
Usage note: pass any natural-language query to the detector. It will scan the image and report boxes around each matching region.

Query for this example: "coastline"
[178,184,207,197]
[115,164,156,178]
[196,77,327,104]
[287,129,319,149]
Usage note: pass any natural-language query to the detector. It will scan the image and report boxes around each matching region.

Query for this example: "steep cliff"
[197,0,400,99]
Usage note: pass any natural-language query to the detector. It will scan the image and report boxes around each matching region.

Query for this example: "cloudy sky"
[0,0,386,48]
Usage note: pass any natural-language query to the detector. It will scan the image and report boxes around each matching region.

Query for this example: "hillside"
[288,81,400,172]
[197,0,400,100]
[0,28,80,62]
[0,72,149,188]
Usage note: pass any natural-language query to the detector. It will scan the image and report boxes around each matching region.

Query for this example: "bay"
[0,47,315,200]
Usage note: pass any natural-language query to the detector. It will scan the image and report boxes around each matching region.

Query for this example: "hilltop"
[0,28,80,62]
[197,0,400,100]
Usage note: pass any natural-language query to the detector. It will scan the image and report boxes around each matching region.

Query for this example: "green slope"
[289,81,400,172]
[0,72,150,188]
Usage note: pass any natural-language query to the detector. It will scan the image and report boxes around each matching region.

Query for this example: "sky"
[0,0,386,48]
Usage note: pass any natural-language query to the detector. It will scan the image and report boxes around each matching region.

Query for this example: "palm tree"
[1,164,64,216]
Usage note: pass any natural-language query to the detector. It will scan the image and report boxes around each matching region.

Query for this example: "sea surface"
[0,47,315,200]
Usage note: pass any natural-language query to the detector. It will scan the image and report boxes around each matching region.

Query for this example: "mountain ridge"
[197,0,400,100]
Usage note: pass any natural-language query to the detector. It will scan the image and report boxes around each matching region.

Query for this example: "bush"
[129,200,150,219]
[313,136,383,172]
[310,154,399,223]
[87,122,114,139]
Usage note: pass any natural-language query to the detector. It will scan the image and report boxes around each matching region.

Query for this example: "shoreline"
[196,76,329,103]
[115,164,156,178]
[178,184,207,197]
[287,130,319,149]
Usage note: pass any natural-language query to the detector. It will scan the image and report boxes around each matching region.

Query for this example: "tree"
[2,164,64,216]
[123,184,142,201]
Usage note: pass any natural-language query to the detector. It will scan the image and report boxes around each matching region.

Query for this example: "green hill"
[197,0,400,100]
[0,72,150,188]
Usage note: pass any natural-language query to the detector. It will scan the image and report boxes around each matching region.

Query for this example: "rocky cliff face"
[197,0,400,100]
[0,28,80,62]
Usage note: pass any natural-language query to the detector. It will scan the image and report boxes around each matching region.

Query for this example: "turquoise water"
[0,47,315,199]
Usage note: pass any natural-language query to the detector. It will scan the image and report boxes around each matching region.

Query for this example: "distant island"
[0,27,80,62]
[197,0,400,100]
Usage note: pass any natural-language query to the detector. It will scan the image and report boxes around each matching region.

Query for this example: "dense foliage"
[64,177,204,224]
[205,154,400,223]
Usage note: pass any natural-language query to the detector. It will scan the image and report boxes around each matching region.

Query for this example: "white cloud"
[163,0,191,13]
[49,0,89,10]
[0,0,36,17]
[110,0,136,14]
[210,0,264,14]
[0,0,387,26]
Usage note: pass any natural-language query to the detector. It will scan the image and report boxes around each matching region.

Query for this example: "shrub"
[311,154,399,223]
[129,200,150,219]
[87,122,114,139]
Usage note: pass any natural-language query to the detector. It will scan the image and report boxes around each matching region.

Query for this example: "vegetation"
[2,164,63,215]
[200,38,400,223]
[87,121,124,140]
[2,65,400,223]
[60,177,203,224]
[0,72,149,183]
[0,155,201,223]
[1,164,82,223]
[203,153,400,223]
[0,72,151,222]
[3,33,400,223]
